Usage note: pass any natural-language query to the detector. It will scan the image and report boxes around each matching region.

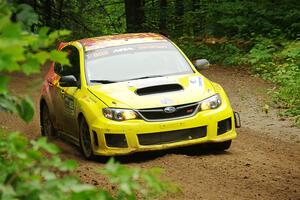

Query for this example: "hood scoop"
[135,84,183,96]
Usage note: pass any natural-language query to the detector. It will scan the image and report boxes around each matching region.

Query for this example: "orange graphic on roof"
[77,33,167,51]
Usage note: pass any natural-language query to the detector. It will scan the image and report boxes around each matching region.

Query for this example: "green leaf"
[0,15,11,30]
[0,185,16,200]
[41,170,56,180]
[0,94,18,113]
[33,137,60,154]
[21,56,41,75]
[38,27,50,38]
[34,51,50,63]
[27,149,42,159]
[59,160,78,171]
[0,76,9,94]
[70,184,95,193]
[1,23,22,38]
[49,50,70,66]
[16,4,38,29]
[48,30,71,43]
[16,97,34,123]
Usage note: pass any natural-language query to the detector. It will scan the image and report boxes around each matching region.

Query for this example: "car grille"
[137,126,207,146]
[137,102,199,121]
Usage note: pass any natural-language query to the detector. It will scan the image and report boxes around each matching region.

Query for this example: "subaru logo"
[164,106,176,113]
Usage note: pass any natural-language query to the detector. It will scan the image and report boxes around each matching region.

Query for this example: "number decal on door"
[64,95,75,115]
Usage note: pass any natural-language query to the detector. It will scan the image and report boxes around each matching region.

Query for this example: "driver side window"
[54,45,80,81]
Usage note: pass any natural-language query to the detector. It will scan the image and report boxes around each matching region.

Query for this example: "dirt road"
[1,66,299,200]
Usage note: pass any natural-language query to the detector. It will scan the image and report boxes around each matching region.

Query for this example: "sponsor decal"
[160,98,173,104]
[186,108,194,113]
[189,76,203,89]
[113,47,134,53]
[64,95,75,115]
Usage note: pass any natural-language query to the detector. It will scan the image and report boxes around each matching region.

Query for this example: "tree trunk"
[159,0,168,36]
[174,0,184,37]
[57,0,64,29]
[44,0,52,27]
[192,0,201,37]
[124,0,144,33]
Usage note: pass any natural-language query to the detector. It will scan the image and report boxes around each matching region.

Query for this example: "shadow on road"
[90,144,231,164]
[53,135,230,164]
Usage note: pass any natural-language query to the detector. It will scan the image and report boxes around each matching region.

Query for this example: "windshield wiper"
[90,75,163,84]
[127,75,163,81]
[90,80,117,84]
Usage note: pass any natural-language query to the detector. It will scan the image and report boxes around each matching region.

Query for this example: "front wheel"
[79,117,95,160]
[210,140,232,151]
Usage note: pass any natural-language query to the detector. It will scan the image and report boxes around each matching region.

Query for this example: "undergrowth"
[178,36,300,126]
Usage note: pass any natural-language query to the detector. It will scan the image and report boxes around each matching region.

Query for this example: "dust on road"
[1,66,299,200]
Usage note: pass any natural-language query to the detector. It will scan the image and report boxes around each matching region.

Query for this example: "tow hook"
[234,112,241,128]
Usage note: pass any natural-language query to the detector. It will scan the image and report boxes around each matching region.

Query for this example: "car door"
[47,61,66,131]
[58,45,81,139]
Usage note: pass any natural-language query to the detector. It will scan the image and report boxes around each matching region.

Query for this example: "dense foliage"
[0,1,70,122]
[0,132,173,200]
[245,38,300,123]
[17,0,299,40]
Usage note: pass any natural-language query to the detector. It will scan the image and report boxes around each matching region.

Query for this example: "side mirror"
[59,75,78,87]
[194,59,210,70]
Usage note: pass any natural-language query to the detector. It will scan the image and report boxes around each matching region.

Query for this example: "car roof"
[76,33,168,51]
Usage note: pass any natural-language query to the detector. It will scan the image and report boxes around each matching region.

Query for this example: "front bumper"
[89,102,238,156]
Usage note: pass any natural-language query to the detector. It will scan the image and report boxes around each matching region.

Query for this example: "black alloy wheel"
[79,117,95,159]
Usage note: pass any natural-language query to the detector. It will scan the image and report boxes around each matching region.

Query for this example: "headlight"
[103,108,138,121]
[199,94,222,111]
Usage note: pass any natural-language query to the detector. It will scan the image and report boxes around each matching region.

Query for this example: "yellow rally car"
[40,33,240,159]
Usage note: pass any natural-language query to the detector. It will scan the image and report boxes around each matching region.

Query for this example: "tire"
[41,104,56,137]
[210,140,232,151]
[79,117,95,160]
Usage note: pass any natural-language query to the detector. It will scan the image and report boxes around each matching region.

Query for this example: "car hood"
[88,73,216,109]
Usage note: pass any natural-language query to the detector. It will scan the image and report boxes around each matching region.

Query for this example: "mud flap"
[234,112,241,128]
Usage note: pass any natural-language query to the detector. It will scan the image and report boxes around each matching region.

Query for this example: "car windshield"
[84,41,194,84]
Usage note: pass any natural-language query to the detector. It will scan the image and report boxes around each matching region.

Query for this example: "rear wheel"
[79,117,95,160]
[41,104,56,137]
[210,140,232,151]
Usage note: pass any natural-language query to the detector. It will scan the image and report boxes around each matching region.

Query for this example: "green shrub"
[177,34,300,125]
[0,132,175,200]
[244,37,300,122]
[176,36,244,66]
